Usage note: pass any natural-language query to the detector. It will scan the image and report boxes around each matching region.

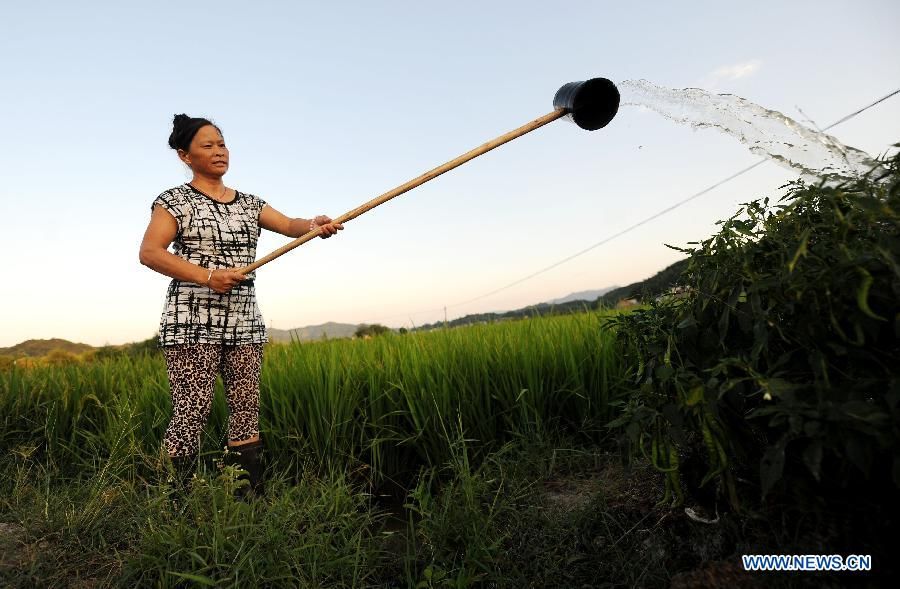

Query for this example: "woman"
[139,114,343,499]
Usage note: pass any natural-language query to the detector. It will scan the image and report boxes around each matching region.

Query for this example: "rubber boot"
[224,440,265,501]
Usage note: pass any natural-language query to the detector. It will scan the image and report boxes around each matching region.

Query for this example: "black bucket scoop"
[553,77,620,131]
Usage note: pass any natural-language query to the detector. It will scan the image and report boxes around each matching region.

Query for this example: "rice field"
[0,310,626,495]
[1,304,891,586]
[0,311,644,586]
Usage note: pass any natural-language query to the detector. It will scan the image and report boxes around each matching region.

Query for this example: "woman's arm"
[259,204,343,238]
[139,206,246,293]
[259,204,312,237]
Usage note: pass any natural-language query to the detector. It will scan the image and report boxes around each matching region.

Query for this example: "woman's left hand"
[313,215,344,238]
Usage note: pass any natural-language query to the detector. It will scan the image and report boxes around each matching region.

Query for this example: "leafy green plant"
[606,147,900,510]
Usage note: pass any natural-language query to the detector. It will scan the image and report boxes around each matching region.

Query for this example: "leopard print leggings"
[162,343,264,457]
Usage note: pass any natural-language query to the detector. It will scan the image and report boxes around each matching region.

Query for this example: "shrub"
[44,349,80,366]
[354,323,391,338]
[605,147,900,511]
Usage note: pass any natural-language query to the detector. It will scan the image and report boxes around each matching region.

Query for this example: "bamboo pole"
[240,107,568,274]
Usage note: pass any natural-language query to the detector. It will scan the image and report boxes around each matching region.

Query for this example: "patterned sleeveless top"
[151,184,269,346]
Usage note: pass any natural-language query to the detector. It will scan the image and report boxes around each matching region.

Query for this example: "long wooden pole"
[240,107,568,274]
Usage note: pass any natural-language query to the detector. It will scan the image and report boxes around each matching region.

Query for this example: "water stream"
[618,79,884,182]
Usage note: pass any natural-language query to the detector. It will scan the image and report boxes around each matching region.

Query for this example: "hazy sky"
[2,0,899,347]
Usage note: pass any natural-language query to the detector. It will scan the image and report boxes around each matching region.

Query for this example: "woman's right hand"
[208,269,248,293]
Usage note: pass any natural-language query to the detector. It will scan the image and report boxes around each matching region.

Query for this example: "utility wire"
[823,88,899,129]
[451,160,766,308]
[373,87,900,326]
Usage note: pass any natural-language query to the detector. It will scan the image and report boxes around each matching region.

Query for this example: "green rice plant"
[1,310,627,492]
[258,310,626,489]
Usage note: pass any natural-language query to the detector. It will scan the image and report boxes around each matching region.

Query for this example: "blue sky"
[1,0,899,347]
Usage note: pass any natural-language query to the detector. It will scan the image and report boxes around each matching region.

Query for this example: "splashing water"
[618,79,884,182]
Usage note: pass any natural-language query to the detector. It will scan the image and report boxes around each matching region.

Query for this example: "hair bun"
[172,113,191,129]
[168,113,219,151]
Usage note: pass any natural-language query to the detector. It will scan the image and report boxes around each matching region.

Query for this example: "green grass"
[0,311,626,494]
[5,308,878,586]
[0,310,640,586]
[3,422,852,588]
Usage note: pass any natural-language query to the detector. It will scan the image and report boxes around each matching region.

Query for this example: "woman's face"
[180,124,229,177]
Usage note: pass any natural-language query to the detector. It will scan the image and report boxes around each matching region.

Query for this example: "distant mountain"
[0,338,94,358]
[0,324,362,357]
[548,287,618,305]
[267,322,360,343]
[596,258,689,307]
[414,258,689,331]
[3,262,690,352]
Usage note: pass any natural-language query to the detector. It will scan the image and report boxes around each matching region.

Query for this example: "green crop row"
[0,311,627,491]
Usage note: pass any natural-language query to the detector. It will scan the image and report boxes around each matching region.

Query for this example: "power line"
[823,88,899,129]
[373,87,900,325]
[450,160,766,308]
